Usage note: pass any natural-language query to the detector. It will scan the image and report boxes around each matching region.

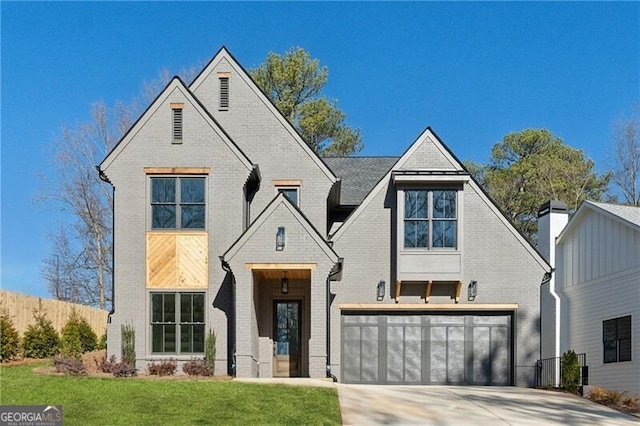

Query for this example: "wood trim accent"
[146,232,208,289]
[245,263,317,270]
[170,103,184,109]
[455,281,462,303]
[339,303,519,311]
[217,72,231,78]
[395,280,402,303]
[144,167,210,175]
[425,280,433,303]
[273,180,302,187]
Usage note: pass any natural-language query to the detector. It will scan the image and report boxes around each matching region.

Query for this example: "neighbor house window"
[151,177,205,229]
[603,315,631,363]
[404,189,457,249]
[151,292,205,354]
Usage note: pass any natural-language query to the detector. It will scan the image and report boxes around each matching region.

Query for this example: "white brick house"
[99,47,550,385]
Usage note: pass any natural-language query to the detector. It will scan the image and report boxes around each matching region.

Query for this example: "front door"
[273,300,301,377]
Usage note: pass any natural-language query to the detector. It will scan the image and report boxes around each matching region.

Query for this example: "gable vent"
[219,77,229,110]
[172,106,183,143]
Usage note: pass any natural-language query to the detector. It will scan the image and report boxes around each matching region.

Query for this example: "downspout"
[97,166,115,322]
[326,257,343,382]
[549,268,561,386]
[219,256,235,376]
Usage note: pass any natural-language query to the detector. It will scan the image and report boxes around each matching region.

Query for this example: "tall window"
[151,177,205,229]
[404,189,457,249]
[151,292,205,354]
[603,315,632,363]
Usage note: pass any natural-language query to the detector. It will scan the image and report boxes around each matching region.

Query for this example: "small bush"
[97,332,107,350]
[53,355,87,376]
[147,358,177,376]
[588,386,640,413]
[121,324,136,367]
[561,350,581,394]
[112,362,137,378]
[205,329,216,375]
[22,309,59,359]
[94,354,118,373]
[60,309,97,357]
[183,359,212,376]
[0,312,21,362]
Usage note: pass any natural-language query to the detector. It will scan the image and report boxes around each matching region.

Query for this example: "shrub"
[53,355,87,376]
[60,309,97,357]
[561,350,581,394]
[22,309,59,359]
[0,311,21,362]
[121,324,136,367]
[205,329,216,375]
[97,332,107,350]
[588,386,640,413]
[147,358,177,376]
[94,354,136,377]
[183,359,212,376]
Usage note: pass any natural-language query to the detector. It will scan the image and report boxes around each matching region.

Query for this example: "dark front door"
[273,300,301,377]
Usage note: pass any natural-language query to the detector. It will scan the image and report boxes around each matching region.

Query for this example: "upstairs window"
[278,187,299,206]
[404,189,457,249]
[171,104,183,144]
[151,292,205,354]
[219,75,229,110]
[603,315,632,363]
[151,177,205,229]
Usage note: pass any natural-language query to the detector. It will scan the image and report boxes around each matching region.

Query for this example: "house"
[98,46,550,386]
[539,201,640,395]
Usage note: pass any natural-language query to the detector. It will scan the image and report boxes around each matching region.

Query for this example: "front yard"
[0,364,341,425]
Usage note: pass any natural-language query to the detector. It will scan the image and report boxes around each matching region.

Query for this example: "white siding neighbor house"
[540,201,640,396]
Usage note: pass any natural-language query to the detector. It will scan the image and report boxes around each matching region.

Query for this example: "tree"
[250,47,363,157]
[40,68,200,309]
[478,129,610,242]
[609,107,640,206]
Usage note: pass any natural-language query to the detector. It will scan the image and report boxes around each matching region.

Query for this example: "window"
[219,77,229,110]
[603,315,632,363]
[278,187,299,206]
[151,177,205,229]
[151,292,205,354]
[404,189,457,249]
[172,107,183,143]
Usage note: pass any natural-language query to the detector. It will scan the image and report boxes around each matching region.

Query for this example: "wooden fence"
[0,290,109,336]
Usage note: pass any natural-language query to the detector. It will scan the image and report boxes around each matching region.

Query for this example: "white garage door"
[341,312,513,385]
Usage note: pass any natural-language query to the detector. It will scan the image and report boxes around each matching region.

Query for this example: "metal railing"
[536,353,588,388]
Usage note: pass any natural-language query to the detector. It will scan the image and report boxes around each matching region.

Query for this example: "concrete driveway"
[337,385,639,425]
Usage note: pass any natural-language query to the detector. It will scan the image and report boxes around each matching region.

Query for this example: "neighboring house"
[98,47,550,386]
[540,201,640,396]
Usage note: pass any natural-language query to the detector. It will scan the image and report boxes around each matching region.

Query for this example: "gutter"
[326,257,343,382]
[96,166,115,322]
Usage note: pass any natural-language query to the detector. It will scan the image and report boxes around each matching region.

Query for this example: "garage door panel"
[342,312,513,385]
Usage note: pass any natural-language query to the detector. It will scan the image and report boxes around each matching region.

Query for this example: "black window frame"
[603,315,632,364]
[403,189,457,249]
[151,292,206,354]
[151,176,206,230]
[277,186,299,206]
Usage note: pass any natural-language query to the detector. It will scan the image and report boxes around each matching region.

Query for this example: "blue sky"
[2,2,639,299]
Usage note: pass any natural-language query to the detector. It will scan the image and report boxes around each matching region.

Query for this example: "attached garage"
[341,310,514,385]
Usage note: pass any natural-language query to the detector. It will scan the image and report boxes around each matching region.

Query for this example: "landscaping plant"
[561,350,581,394]
[53,355,88,376]
[147,358,177,376]
[205,328,216,375]
[21,309,59,358]
[121,324,135,367]
[60,308,98,357]
[0,310,21,362]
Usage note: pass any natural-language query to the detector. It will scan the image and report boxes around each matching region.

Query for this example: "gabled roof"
[99,76,253,174]
[223,192,339,264]
[557,200,640,243]
[323,157,398,206]
[189,46,337,183]
[330,126,551,272]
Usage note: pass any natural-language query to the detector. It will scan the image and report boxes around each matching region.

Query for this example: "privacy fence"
[0,290,108,335]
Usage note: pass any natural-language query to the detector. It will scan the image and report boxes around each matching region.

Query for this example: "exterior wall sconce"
[377,280,386,300]
[276,226,285,251]
[468,280,478,300]
[281,271,289,294]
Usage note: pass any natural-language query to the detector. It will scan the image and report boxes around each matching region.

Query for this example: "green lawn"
[0,364,341,425]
